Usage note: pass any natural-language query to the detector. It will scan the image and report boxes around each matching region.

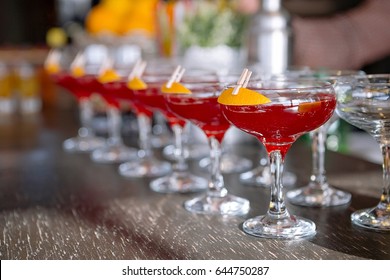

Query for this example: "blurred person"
[238,0,390,70]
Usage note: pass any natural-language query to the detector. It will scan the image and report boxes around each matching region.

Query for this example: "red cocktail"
[48,69,105,153]
[95,79,153,118]
[53,72,97,100]
[164,82,250,215]
[133,79,186,128]
[86,73,138,164]
[128,72,208,193]
[117,75,172,178]
[165,94,230,142]
[222,94,336,157]
[219,79,336,239]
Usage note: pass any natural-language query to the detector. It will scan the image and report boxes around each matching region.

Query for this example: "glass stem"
[78,98,94,138]
[380,144,390,207]
[137,113,152,158]
[107,106,122,145]
[310,126,328,189]
[267,150,289,218]
[208,137,227,198]
[172,124,187,172]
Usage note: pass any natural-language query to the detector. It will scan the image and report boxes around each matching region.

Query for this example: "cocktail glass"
[286,70,364,207]
[165,82,250,215]
[49,67,105,153]
[46,46,110,153]
[131,71,209,193]
[162,122,209,161]
[116,77,172,178]
[336,74,390,231]
[237,68,314,187]
[196,72,257,174]
[220,79,336,238]
[90,74,138,164]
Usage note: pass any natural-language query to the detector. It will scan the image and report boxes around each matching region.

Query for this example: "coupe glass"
[196,72,257,174]
[286,70,364,207]
[131,70,210,193]
[336,74,390,231]
[237,68,313,187]
[162,122,210,161]
[220,79,336,238]
[47,48,106,153]
[117,78,172,178]
[90,72,138,164]
[164,82,250,216]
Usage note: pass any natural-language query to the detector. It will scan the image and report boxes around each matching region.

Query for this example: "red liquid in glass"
[134,84,186,127]
[221,93,336,157]
[50,72,89,100]
[165,94,230,142]
[115,81,154,118]
[95,80,122,109]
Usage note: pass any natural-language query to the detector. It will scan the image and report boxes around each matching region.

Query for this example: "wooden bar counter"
[0,106,389,260]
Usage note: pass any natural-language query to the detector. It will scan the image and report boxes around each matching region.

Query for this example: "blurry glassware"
[0,62,16,114]
[162,115,209,161]
[220,78,336,238]
[336,74,390,231]
[14,62,42,114]
[132,66,210,193]
[196,71,258,173]
[150,111,174,149]
[165,81,250,216]
[287,70,365,207]
[89,59,138,164]
[118,62,172,178]
[45,46,107,153]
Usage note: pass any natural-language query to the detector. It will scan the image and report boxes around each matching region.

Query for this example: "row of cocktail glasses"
[45,47,390,239]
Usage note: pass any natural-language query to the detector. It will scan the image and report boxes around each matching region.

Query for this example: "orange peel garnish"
[161,82,191,94]
[298,101,322,113]
[127,77,147,90]
[218,87,271,106]
[71,66,85,78]
[45,63,61,74]
[98,69,120,83]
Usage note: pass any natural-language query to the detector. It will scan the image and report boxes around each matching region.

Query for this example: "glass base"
[119,158,171,178]
[184,193,250,216]
[90,143,138,164]
[351,205,390,231]
[162,143,209,160]
[286,183,352,207]
[199,154,252,174]
[150,171,208,194]
[62,135,105,153]
[240,165,297,188]
[243,214,316,239]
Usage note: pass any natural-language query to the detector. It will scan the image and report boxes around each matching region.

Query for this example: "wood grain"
[0,107,388,260]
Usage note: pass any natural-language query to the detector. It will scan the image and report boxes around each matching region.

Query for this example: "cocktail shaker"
[247,0,292,74]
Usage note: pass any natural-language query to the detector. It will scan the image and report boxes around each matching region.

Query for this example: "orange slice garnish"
[71,66,85,78]
[298,101,322,113]
[217,87,271,106]
[98,69,120,83]
[127,77,147,90]
[45,63,61,74]
[161,82,191,94]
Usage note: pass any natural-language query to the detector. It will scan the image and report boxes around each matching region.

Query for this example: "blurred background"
[0,0,388,162]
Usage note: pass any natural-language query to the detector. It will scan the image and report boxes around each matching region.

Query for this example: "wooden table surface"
[0,106,389,260]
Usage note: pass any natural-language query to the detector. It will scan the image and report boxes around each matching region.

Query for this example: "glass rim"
[336,74,390,86]
[226,79,335,92]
